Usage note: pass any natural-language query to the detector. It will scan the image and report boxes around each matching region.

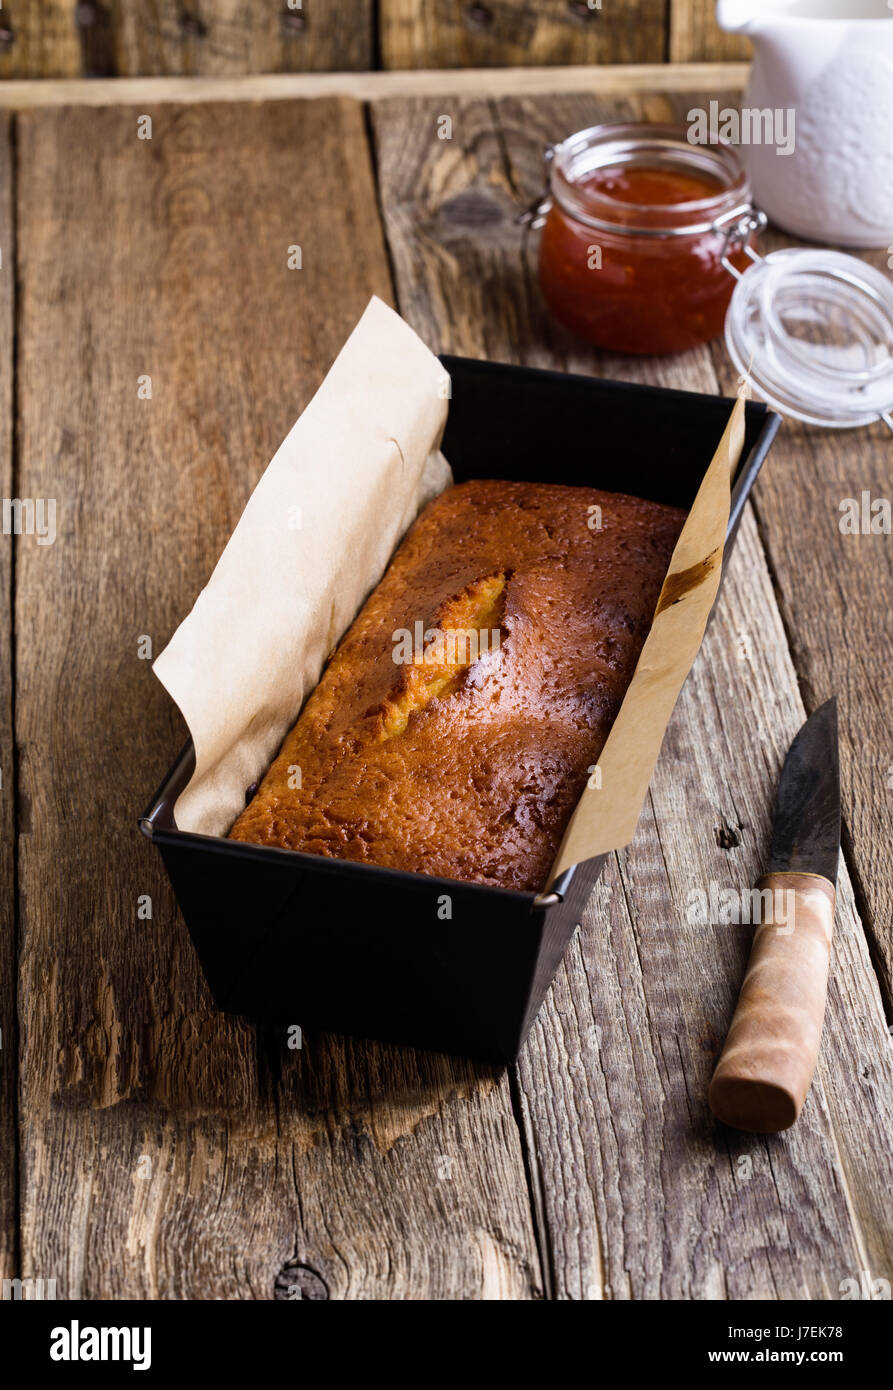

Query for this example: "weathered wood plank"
[708,236,893,1011]
[0,111,16,1286]
[0,0,374,78]
[669,0,751,64]
[380,0,668,69]
[0,1,748,77]
[15,98,541,1299]
[371,88,893,1298]
[0,64,752,110]
[110,0,374,76]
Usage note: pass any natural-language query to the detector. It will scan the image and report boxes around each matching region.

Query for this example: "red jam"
[581,164,724,207]
[538,130,754,356]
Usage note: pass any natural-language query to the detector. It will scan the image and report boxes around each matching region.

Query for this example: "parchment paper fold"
[547,392,746,885]
[154,296,451,836]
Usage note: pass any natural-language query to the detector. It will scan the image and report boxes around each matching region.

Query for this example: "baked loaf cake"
[229,480,686,891]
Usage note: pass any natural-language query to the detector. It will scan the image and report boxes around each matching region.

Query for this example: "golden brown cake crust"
[228,479,686,892]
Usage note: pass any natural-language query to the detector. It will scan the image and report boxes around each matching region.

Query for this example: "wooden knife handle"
[708,872,835,1133]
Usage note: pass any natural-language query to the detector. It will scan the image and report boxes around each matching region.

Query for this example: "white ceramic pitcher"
[717,0,893,247]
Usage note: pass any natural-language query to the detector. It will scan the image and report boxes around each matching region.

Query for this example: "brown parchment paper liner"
[153,296,452,836]
[547,391,746,886]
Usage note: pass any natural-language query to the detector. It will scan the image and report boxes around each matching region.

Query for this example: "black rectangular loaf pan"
[140,357,781,1063]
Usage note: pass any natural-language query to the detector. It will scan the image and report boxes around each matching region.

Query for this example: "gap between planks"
[0,108,18,1286]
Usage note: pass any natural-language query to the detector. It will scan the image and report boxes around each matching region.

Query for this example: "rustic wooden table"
[1,64,891,1302]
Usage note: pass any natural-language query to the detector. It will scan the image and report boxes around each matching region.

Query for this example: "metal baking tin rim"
[139,365,782,926]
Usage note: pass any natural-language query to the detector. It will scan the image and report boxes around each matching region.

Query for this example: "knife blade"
[766,697,840,884]
[708,699,840,1134]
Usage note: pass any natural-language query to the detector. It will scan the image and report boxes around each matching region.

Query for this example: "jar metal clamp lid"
[719,212,893,433]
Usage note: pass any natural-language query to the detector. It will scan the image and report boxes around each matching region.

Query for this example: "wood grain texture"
[380,0,669,70]
[708,240,893,1011]
[0,1,748,77]
[371,87,893,1298]
[14,97,541,1299]
[0,111,15,1285]
[669,0,751,64]
[0,1,83,81]
[0,0,374,78]
[0,63,752,109]
[109,0,375,76]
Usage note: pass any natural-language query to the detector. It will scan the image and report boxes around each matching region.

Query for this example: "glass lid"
[725,248,893,430]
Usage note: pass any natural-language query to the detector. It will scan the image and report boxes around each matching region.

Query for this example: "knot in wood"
[715,821,742,850]
[567,0,600,20]
[281,9,308,33]
[178,13,208,40]
[274,1262,329,1300]
[465,4,494,33]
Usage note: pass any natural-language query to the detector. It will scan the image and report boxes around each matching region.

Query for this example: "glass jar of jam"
[536,124,755,355]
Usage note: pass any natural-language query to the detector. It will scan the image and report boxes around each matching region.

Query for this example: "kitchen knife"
[708,698,840,1134]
